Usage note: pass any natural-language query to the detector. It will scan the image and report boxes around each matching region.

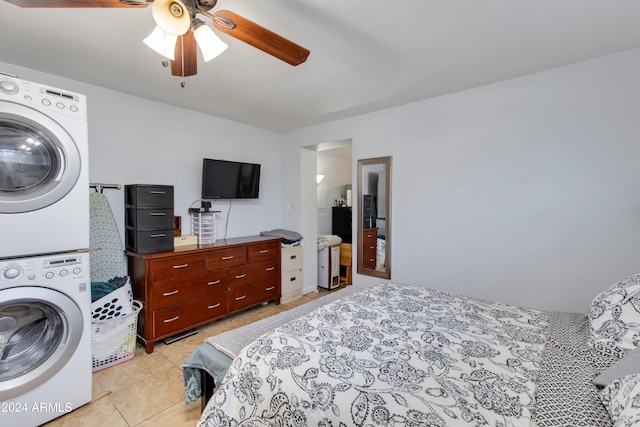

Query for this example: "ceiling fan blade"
[4,0,147,7]
[212,10,309,66]
[171,30,197,77]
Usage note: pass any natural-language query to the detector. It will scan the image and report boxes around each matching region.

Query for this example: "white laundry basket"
[90,281,142,372]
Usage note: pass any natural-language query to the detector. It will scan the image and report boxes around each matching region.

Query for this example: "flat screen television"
[201,158,261,199]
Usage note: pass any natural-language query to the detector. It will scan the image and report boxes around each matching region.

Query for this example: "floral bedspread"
[198,283,549,427]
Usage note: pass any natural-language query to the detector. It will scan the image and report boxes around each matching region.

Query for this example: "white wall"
[0,61,283,245]
[282,48,640,314]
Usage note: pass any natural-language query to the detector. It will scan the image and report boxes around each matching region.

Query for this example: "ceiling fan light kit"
[143,25,177,60]
[6,0,310,78]
[151,0,190,36]
[192,18,227,61]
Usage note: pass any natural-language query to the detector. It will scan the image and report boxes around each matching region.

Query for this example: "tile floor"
[43,290,327,427]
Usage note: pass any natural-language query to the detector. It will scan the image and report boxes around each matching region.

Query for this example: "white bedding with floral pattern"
[198,284,559,426]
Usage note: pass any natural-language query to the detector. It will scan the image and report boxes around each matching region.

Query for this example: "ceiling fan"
[4,0,310,78]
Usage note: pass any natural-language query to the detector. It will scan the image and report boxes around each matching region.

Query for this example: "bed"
[185,276,640,427]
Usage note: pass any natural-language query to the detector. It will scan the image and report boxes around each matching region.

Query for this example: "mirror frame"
[357,156,391,279]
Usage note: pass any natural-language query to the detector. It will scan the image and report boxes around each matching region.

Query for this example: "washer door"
[0,286,83,401]
[0,102,81,213]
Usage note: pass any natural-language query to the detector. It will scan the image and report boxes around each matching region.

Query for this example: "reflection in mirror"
[357,156,391,279]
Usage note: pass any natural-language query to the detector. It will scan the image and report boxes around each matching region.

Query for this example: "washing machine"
[0,251,92,427]
[0,72,89,259]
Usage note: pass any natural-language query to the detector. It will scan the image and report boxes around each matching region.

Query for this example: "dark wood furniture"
[126,235,281,353]
[362,227,378,269]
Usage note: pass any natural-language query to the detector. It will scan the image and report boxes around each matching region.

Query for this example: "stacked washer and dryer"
[0,73,92,427]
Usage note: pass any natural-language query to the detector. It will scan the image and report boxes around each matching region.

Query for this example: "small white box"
[174,235,198,247]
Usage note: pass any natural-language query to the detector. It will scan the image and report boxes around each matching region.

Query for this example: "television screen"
[202,158,261,199]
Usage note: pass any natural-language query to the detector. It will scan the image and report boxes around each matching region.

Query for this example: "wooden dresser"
[362,227,379,269]
[126,235,281,353]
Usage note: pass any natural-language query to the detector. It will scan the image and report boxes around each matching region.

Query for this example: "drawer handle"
[265,267,275,271]
[235,295,247,301]
[235,273,247,279]
[369,258,375,262]
[150,212,166,216]
[208,303,221,309]
[265,286,275,291]
[164,316,179,323]
[222,256,235,260]
[259,249,269,254]
[173,263,189,269]
[208,279,221,285]
[369,246,375,249]
[150,233,166,238]
[163,290,179,296]
[290,277,297,282]
[367,234,373,238]
[150,191,166,194]
[290,255,297,260]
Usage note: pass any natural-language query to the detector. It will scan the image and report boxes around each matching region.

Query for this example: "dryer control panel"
[0,74,86,119]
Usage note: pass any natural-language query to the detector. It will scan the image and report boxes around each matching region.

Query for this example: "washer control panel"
[0,253,86,284]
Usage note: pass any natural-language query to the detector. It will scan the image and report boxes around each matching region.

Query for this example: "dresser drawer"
[281,246,303,271]
[149,253,206,282]
[248,241,280,262]
[152,271,228,309]
[363,248,377,269]
[228,259,280,289]
[153,293,227,337]
[207,247,247,271]
[228,280,279,312]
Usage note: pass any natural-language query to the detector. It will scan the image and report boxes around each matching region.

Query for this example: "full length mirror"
[357,156,391,279]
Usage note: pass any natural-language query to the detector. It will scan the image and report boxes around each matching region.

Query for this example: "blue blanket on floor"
[183,344,233,404]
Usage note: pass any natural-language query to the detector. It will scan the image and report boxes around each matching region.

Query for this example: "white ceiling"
[1,1,640,132]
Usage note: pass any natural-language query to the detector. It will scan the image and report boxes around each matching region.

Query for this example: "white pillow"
[589,274,640,358]
[601,373,640,426]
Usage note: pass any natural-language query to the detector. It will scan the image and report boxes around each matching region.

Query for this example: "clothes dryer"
[0,73,89,259]
[0,251,92,427]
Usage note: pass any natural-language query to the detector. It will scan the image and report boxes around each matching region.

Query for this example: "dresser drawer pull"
[290,277,297,282]
[235,295,247,301]
[173,263,189,269]
[265,267,276,271]
[150,233,166,238]
[208,279,221,285]
[208,303,221,309]
[163,316,179,323]
[150,190,166,194]
[163,290,179,296]
[290,255,297,260]
[265,286,275,291]
[235,273,247,279]
[222,256,234,260]
[150,212,166,216]
[259,249,270,254]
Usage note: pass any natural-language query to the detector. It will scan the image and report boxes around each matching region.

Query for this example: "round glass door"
[0,287,83,400]
[0,103,80,213]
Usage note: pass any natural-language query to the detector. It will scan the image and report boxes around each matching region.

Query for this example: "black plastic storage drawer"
[125,229,174,253]
[125,184,173,208]
[125,184,174,253]
[126,208,174,230]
